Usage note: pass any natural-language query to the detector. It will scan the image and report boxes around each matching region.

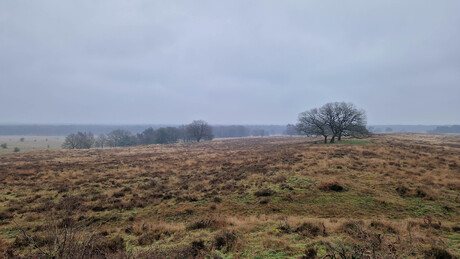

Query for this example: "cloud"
[1,0,459,124]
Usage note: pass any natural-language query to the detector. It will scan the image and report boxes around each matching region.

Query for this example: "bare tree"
[323,102,367,142]
[186,120,213,142]
[107,129,137,147]
[62,132,94,149]
[95,134,108,148]
[297,108,330,143]
[297,102,367,143]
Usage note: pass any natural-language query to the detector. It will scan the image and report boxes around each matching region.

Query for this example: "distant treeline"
[63,121,213,149]
[428,125,460,134]
[367,125,439,133]
[62,123,296,149]
[0,124,288,137]
[367,125,459,134]
[0,125,154,136]
[212,125,287,138]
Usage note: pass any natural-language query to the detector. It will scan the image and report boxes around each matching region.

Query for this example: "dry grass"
[0,136,64,155]
[0,134,459,258]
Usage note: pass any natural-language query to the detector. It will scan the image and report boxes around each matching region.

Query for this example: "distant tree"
[62,134,78,149]
[155,128,170,144]
[164,127,181,143]
[178,125,188,142]
[136,127,181,145]
[20,137,25,142]
[251,129,266,137]
[95,134,108,148]
[62,132,95,149]
[186,120,213,142]
[212,125,251,138]
[0,143,7,149]
[137,128,156,145]
[429,125,460,134]
[285,124,298,136]
[107,129,137,147]
[13,147,20,152]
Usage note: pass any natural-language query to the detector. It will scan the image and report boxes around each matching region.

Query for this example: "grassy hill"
[0,134,459,258]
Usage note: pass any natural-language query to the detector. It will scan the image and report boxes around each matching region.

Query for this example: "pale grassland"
[0,136,63,155]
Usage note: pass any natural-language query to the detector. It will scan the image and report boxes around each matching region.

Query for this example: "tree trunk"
[324,136,328,144]
[330,135,335,143]
[338,134,342,141]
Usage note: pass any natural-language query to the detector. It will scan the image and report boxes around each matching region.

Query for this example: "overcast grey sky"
[1,1,459,125]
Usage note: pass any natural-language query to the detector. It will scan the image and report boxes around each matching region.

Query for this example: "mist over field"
[1,1,460,125]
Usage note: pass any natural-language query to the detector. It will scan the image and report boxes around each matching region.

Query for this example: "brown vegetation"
[0,134,459,258]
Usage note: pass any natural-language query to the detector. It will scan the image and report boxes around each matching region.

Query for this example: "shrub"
[424,247,453,259]
[259,198,270,204]
[302,247,317,259]
[112,191,125,198]
[369,221,398,234]
[214,230,237,250]
[104,235,125,252]
[318,182,344,192]
[186,216,226,230]
[137,241,205,258]
[452,225,460,232]
[254,189,274,197]
[13,147,20,152]
[13,216,127,258]
[0,143,7,149]
[295,222,324,237]
[137,232,161,246]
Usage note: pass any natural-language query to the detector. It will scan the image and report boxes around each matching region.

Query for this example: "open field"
[0,136,64,155]
[0,134,459,258]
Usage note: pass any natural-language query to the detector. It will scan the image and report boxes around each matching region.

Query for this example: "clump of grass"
[369,221,398,234]
[396,185,437,200]
[214,229,237,250]
[295,222,326,237]
[186,216,227,230]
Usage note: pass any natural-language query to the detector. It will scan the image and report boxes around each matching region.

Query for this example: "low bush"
[214,229,237,250]
[254,189,275,197]
[318,182,344,192]
[186,216,226,230]
[424,247,453,259]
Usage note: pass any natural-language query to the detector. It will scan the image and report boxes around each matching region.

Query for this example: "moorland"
[0,134,459,258]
